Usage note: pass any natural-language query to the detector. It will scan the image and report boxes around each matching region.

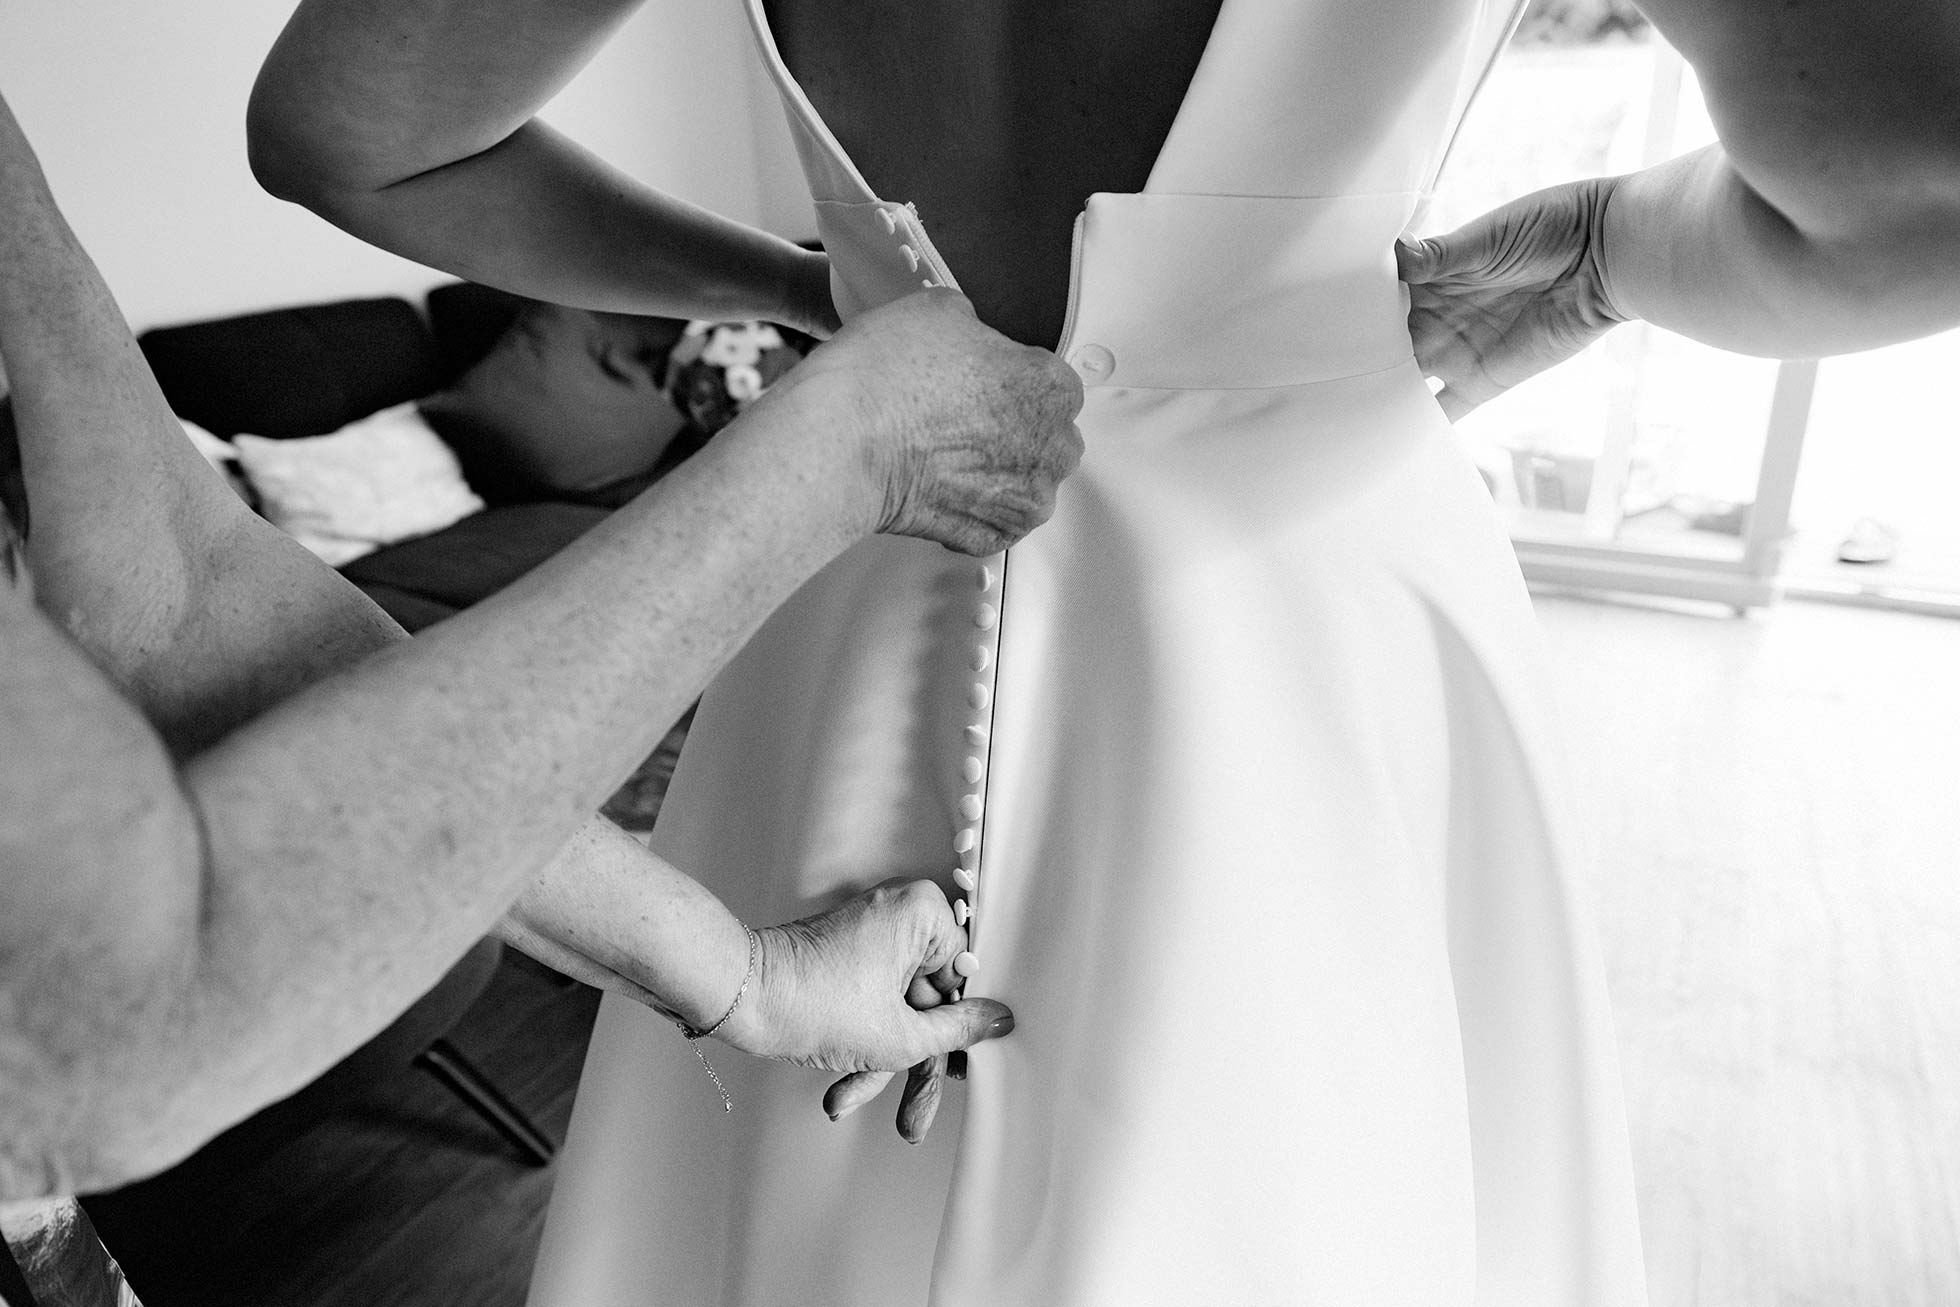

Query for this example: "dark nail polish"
[947,1050,968,1080]
[985,1014,1015,1038]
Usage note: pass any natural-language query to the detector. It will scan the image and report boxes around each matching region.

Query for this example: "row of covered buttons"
[879,205,948,292]
[949,555,1002,984]
[883,202,1115,386]
[870,200,997,985]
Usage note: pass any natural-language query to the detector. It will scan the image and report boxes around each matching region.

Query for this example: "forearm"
[1602,144,1960,358]
[128,432,847,1167]
[3,400,865,1192]
[3,190,874,1193]
[158,398,868,1122]
[264,118,825,325]
[248,0,829,327]
[496,821,752,1028]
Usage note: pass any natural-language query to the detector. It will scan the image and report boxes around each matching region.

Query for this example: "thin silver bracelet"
[677,924,757,1112]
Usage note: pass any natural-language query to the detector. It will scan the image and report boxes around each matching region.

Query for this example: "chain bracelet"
[677,924,758,1113]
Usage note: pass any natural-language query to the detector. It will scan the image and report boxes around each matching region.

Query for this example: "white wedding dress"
[530,1,1648,1302]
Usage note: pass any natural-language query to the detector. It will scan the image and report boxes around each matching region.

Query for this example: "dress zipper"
[1054,210,1088,358]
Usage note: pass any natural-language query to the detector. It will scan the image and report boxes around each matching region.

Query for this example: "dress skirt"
[529,190,1647,1306]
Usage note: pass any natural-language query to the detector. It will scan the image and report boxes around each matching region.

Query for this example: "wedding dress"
[530,1,1648,1302]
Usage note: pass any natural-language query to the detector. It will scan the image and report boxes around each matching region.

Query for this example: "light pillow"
[232,403,485,566]
[179,416,259,506]
[179,416,237,469]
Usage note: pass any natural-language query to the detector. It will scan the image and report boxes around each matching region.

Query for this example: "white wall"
[0,0,812,332]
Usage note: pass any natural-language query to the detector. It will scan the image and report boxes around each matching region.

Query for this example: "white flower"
[725,364,764,402]
[703,325,763,367]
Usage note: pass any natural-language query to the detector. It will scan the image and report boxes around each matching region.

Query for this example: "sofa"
[137,283,670,631]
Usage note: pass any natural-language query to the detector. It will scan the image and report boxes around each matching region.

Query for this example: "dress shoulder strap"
[1420,0,1531,197]
[739,0,882,204]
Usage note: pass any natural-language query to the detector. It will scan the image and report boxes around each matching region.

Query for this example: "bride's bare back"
[764,0,1224,347]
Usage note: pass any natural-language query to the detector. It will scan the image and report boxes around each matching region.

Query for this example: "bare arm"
[0,87,1076,1195]
[246,0,836,335]
[1404,0,1960,413]
[1603,0,1960,355]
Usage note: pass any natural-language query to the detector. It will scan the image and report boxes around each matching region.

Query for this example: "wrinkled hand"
[719,879,1013,1143]
[781,289,1085,556]
[1399,175,1631,421]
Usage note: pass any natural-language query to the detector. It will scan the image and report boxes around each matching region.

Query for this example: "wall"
[0,0,810,332]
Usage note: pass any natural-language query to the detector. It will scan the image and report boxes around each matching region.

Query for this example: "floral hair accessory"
[665,321,811,435]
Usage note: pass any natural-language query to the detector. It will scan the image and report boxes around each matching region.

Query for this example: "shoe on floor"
[1837,518,1900,565]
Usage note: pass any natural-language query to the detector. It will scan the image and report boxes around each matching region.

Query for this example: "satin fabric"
[530,2,1648,1302]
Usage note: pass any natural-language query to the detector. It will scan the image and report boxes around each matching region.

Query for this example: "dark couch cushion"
[0,397,25,538]
[425,282,533,383]
[418,303,690,505]
[139,298,442,439]
[337,501,611,612]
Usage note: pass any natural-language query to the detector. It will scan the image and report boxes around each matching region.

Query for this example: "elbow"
[1816,161,1960,254]
[244,81,343,212]
[1,1122,192,1202]
[1720,112,1960,251]
[244,60,394,220]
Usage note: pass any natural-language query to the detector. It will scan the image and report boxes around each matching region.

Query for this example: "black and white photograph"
[3,0,1958,1303]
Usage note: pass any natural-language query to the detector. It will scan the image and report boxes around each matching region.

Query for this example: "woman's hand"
[1398,175,1630,421]
[759,289,1086,557]
[720,879,1013,1144]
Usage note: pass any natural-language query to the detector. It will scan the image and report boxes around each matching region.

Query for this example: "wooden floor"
[79,955,600,1307]
[57,594,1960,1306]
[1537,593,1960,1306]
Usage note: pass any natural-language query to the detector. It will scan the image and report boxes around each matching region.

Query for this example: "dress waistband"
[1060,191,1420,392]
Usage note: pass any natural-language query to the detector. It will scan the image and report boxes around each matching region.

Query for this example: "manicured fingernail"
[986,1014,1015,1038]
[948,1050,968,1080]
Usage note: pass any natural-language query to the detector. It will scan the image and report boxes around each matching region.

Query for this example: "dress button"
[1070,343,1116,384]
[952,951,980,978]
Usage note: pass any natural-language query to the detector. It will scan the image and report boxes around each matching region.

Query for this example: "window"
[1430,4,1960,617]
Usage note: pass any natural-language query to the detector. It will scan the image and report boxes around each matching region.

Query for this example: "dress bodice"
[744,1,1523,207]
[742,0,1524,348]
[758,0,1225,345]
